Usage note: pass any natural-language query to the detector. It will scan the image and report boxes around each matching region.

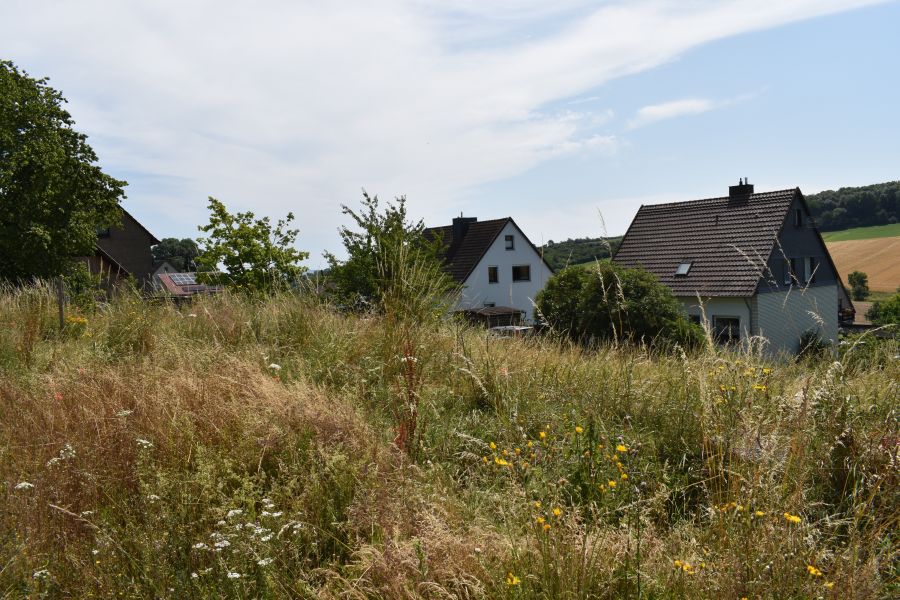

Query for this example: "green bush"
[866,292,900,326]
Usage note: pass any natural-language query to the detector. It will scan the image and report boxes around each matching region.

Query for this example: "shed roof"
[613,188,799,297]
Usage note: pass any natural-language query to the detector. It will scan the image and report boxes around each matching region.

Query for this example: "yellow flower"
[762,368,771,375]
[494,457,509,466]
[535,516,545,524]
[502,449,509,456]
[527,441,533,448]
[673,559,682,568]
[754,510,765,517]
[608,480,617,488]
[783,512,801,524]
[621,473,628,480]
[515,448,521,455]
[753,384,767,392]
[489,441,496,450]
[482,456,488,464]
[807,565,823,577]
[505,572,520,586]
[824,581,834,589]
[543,523,551,532]
[575,426,583,434]
[534,501,542,508]
[616,444,627,453]
[539,431,546,439]
[553,507,562,517]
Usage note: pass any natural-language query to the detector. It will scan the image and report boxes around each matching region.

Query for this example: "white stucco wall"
[755,285,839,356]
[679,296,753,340]
[457,221,553,322]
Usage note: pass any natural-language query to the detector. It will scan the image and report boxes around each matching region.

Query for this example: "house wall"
[95,211,157,288]
[457,221,552,322]
[755,285,839,356]
[678,296,753,340]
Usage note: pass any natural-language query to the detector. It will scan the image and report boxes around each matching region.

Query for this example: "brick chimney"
[452,214,477,243]
[729,178,754,197]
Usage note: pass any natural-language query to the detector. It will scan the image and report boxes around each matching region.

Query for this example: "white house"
[424,216,553,323]
[613,181,854,356]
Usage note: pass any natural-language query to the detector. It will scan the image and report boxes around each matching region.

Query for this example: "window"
[512,265,530,281]
[483,302,495,308]
[804,257,817,283]
[713,316,741,344]
[675,261,692,276]
[783,258,799,286]
[488,265,498,283]
[689,315,702,325]
[505,235,514,250]
[794,208,802,227]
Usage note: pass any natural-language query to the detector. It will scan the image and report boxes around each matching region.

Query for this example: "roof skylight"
[675,262,692,276]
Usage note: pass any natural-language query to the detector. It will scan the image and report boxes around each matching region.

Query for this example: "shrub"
[847,270,870,301]
[866,292,900,326]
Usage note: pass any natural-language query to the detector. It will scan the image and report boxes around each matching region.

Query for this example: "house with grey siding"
[77,207,160,290]
[613,181,853,356]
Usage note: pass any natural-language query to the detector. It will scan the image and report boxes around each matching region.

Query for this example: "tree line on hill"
[806,181,900,231]
[540,236,622,271]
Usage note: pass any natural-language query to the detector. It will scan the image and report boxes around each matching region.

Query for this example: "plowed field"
[827,237,900,292]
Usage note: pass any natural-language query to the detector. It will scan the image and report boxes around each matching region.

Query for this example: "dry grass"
[0,286,897,598]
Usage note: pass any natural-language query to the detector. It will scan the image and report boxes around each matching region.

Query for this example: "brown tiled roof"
[423,218,510,283]
[613,189,799,297]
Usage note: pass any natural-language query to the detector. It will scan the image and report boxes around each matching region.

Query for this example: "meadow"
[820,223,900,242]
[0,285,897,599]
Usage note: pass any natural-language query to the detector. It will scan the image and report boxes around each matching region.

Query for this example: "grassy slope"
[1,287,897,599]
[821,223,900,242]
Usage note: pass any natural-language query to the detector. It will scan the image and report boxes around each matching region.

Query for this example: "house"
[613,181,854,355]
[424,216,553,323]
[155,272,222,298]
[78,208,159,289]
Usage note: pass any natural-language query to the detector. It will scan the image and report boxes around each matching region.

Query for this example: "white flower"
[259,534,273,542]
[400,355,418,363]
[80,510,94,517]
[261,510,283,518]
[191,572,199,579]
[192,542,209,550]
[32,569,50,579]
[262,498,275,509]
[135,438,154,449]
[15,481,34,491]
[226,509,243,519]
[213,539,231,549]
[216,520,226,527]
[257,558,273,566]
[147,494,160,501]
[267,363,281,371]
[226,572,242,579]
[115,409,133,417]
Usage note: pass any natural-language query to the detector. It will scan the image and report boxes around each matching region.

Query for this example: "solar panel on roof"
[170,273,197,286]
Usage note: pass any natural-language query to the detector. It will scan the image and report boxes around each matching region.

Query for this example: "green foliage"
[866,292,900,326]
[196,197,308,292]
[0,61,126,281]
[537,263,705,349]
[324,191,452,310]
[540,236,622,270]
[152,237,199,271]
[806,180,900,231]
[62,262,105,312]
[820,222,900,242]
[848,270,870,300]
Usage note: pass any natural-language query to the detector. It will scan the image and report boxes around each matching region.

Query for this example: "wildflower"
[505,572,521,586]
[535,516,545,524]
[608,480,617,488]
[783,512,801,524]
[400,355,418,364]
[824,581,834,589]
[489,441,497,450]
[482,456,488,464]
[807,565,823,577]
[191,572,199,579]
[534,501,542,509]
[553,507,561,517]
[135,438,154,449]
[32,569,50,580]
[621,473,628,480]
[543,523,551,531]
[753,384,767,392]
[14,481,34,491]
[616,444,627,453]
[673,560,682,568]
[257,558,274,566]
[226,572,242,579]
[515,447,521,455]
[527,441,533,448]
[147,494,160,501]
[192,542,209,550]
[762,368,771,375]
[755,510,766,517]
[226,509,243,519]
[575,426,583,434]
[115,409,133,417]
[502,449,509,456]
[494,457,509,466]
[539,431,546,439]
[268,363,281,371]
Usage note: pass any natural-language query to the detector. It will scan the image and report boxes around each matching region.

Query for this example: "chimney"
[452,214,477,243]
[729,177,754,197]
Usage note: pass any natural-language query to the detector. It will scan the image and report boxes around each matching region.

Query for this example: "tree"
[324,191,451,309]
[536,263,704,349]
[195,197,308,292]
[152,237,199,271]
[866,292,900,326]
[848,271,870,301]
[0,61,126,281]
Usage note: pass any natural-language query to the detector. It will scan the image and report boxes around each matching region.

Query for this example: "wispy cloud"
[628,98,717,129]
[0,0,885,261]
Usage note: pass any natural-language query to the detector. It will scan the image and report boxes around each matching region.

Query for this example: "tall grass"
[0,285,896,598]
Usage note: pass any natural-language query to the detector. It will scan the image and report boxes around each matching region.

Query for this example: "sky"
[2,0,898,267]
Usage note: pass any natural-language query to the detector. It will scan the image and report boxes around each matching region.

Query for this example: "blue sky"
[2,0,898,266]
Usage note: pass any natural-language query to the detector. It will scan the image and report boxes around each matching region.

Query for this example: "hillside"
[826,235,900,292]
[821,222,900,242]
[806,180,900,231]
[540,236,622,270]
[0,287,896,598]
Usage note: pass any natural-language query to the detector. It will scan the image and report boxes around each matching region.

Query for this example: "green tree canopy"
[0,60,126,281]
[324,191,451,309]
[196,197,308,292]
[152,237,199,271]
[537,263,705,349]
[848,271,870,301]
[866,292,900,327]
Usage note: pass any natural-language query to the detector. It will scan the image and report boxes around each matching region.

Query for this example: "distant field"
[821,223,900,242]
[827,236,900,292]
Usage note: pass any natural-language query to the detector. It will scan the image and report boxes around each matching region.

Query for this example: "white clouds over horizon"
[0,0,887,262]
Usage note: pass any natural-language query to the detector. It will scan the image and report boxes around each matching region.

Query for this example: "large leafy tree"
[537,262,705,349]
[0,60,125,281]
[195,197,308,292]
[324,191,450,309]
[152,237,199,271]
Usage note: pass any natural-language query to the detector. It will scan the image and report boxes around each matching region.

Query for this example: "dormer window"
[674,261,692,277]
[505,235,514,250]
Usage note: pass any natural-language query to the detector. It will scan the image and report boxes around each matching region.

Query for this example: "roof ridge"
[639,188,798,212]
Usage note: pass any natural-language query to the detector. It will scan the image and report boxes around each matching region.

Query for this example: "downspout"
[743,297,754,339]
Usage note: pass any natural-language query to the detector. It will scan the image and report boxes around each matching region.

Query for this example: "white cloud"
[628,98,717,129]
[0,0,886,264]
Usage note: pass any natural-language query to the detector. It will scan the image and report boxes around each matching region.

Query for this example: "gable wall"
[760,196,839,294]
[458,221,552,322]
[755,285,839,355]
[95,211,157,287]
